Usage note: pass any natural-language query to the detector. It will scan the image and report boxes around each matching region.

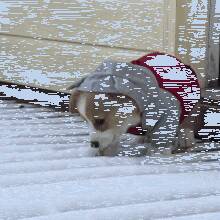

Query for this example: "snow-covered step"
[0,120,87,129]
[0,127,88,138]
[0,147,94,164]
[142,150,220,164]
[0,115,83,125]
[3,145,219,166]
[1,171,220,220]
[22,196,220,220]
[0,108,52,114]
[0,143,87,153]
[0,161,219,188]
[0,135,88,145]
[0,157,142,175]
[0,120,84,131]
[0,99,220,220]
[156,212,220,220]
[0,111,70,120]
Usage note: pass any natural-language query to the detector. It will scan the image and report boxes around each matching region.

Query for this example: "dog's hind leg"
[173,101,204,153]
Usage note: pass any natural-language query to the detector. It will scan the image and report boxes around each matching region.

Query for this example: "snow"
[1,171,220,219]
[22,197,220,220]
[0,100,220,219]
[204,112,220,126]
[146,55,182,66]
[157,212,220,220]
[0,85,69,107]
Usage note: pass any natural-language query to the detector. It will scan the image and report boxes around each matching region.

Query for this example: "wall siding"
[0,0,176,91]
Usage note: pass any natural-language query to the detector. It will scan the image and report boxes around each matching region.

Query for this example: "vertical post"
[175,0,210,88]
[219,34,220,86]
[206,0,220,87]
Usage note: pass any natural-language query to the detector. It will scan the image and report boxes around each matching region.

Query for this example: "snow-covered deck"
[0,99,220,220]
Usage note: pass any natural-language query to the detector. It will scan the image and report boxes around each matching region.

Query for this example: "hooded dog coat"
[70,53,200,146]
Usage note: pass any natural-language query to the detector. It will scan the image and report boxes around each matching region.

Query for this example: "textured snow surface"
[0,100,220,220]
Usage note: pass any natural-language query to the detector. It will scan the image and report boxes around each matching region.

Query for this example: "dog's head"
[69,89,141,151]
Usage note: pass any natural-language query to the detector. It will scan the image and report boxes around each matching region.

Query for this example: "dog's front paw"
[98,142,121,156]
[87,147,99,157]
[174,128,195,152]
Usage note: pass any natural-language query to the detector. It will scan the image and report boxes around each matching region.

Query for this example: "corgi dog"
[68,53,201,156]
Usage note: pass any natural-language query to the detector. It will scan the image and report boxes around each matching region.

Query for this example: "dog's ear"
[69,89,80,113]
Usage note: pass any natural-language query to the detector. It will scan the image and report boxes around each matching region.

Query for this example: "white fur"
[90,128,119,156]
[90,128,115,150]
[89,113,140,156]
[76,93,141,156]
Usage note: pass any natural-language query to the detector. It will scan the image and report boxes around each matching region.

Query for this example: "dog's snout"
[91,141,100,148]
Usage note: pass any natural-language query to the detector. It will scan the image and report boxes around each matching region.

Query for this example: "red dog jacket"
[127,52,201,135]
